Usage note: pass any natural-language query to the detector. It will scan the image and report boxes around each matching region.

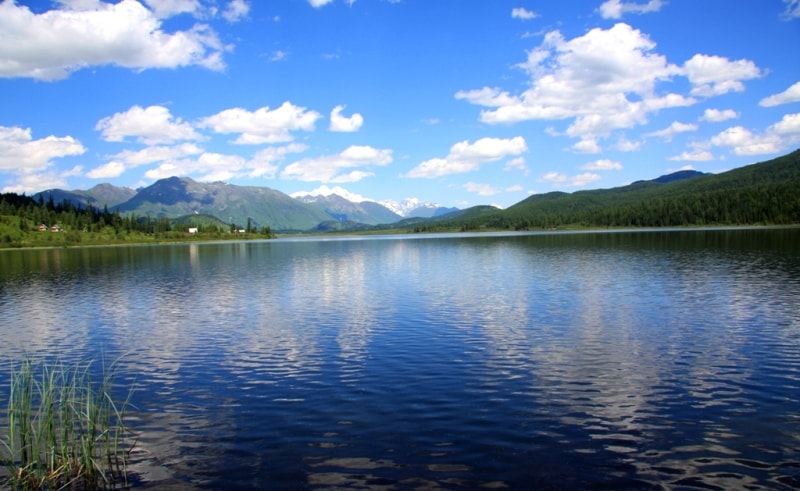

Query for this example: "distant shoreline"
[3,224,797,252]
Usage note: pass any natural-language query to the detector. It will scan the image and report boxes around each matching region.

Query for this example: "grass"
[0,357,134,490]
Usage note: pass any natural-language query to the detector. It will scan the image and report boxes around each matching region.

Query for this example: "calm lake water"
[1,228,800,490]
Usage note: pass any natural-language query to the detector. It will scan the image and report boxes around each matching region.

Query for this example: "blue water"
[1,228,799,489]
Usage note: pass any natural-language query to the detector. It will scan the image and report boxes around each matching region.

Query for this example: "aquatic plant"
[0,357,134,490]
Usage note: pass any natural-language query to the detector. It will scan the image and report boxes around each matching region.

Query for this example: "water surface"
[1,228,799,489]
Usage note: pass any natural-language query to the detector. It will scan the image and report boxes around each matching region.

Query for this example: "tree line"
[0,193,272,247]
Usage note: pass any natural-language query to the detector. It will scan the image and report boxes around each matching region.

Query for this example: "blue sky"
[1,0,799,209]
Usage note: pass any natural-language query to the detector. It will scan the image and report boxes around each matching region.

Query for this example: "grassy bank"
[0,358,134,490]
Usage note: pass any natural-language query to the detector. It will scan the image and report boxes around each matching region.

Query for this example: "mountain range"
[34,177,458,231]
[32,149,800,232]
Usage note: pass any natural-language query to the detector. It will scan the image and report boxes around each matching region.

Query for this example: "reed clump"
[0,357,134,490]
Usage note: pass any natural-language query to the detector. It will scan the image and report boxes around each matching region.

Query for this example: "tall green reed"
[0,357,134,490]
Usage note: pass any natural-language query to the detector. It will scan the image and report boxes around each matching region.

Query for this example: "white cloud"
[706,113,800,156]
[142,0,201,19]
[539,171,601,187]
[511,7,537,20]
[463,182,523,197]
[0,1,228,80]
[222,0,250,22]
[682,54,762,97]
[330,105,364,132]
[96,106,201,145]
[88,143,204,178]
[141,144,306,183]
[0,126,86,193]
[88,141,305,181]
[598,0,664,19]
[281,145,392,182]
[249,143,307,178]
[270,50,288,62]
[783,0,800,19]
[85,161,125,179]
[144,152,246,182]
[572,139,602,154]
[770,112,800,136]
[710,126,779,156]
[504,157,528,174]
[759,81,800,107]
[109,143,204,166]
[2,166,83,194]
[457,23,690,143]
[405,136,527,178]
[457,23,766,151]
[581,159,623,171]
[572,172,602,187]
[615,136,641,151]
[669,150,714,162]
[290,185,372,203]
[464,182,500,196]
[200,102,322,144]
[646,121,698,141]
[701,108,739,122]
[0,126,85,173]
[308,0,334,7]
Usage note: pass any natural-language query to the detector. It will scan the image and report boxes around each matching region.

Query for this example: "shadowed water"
[1,228,799,489]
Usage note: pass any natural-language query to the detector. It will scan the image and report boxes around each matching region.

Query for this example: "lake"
[1,228,799,490]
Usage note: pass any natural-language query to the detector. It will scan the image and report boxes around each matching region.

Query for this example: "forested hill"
[408,149,800,231]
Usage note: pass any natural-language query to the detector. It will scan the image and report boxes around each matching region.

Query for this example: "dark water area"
[1,228,799,490]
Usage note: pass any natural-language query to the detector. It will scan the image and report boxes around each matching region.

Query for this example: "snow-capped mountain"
[291,185,457,218]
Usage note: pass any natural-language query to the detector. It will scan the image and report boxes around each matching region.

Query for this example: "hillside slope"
[116,177,331,231]
[405,149,800,231]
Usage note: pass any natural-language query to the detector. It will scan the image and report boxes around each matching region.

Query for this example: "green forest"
[0,193,272,248]
[400,149,800,233]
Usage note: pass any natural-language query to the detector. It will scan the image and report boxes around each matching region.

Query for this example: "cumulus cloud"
[88,141,306,182]
[456,23,692,143]
[281,145,392,183]
[456,23,763,150]
[511,7,537,20]
[200,102,322,144]
[0,126,86,192]
[598,0,664,19]
[88,143,203,178]
[646,121,698,141]
[759,81,800,107]
[144,152,247,182]
[572,139,603,154]
[96,106,202,145]
[330,105,364,132]
[709,113,800,156]
[405,136,527,178]
[0,126,85,173]
[308,0,334,7]
[682,54,762,97]
[701,108,739,122]
[615,137,641,151]
[222,0,250,22]
[0,0,229,80]
[249,143,308,178]
[581,159,623,171]
[504,157,528,174]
